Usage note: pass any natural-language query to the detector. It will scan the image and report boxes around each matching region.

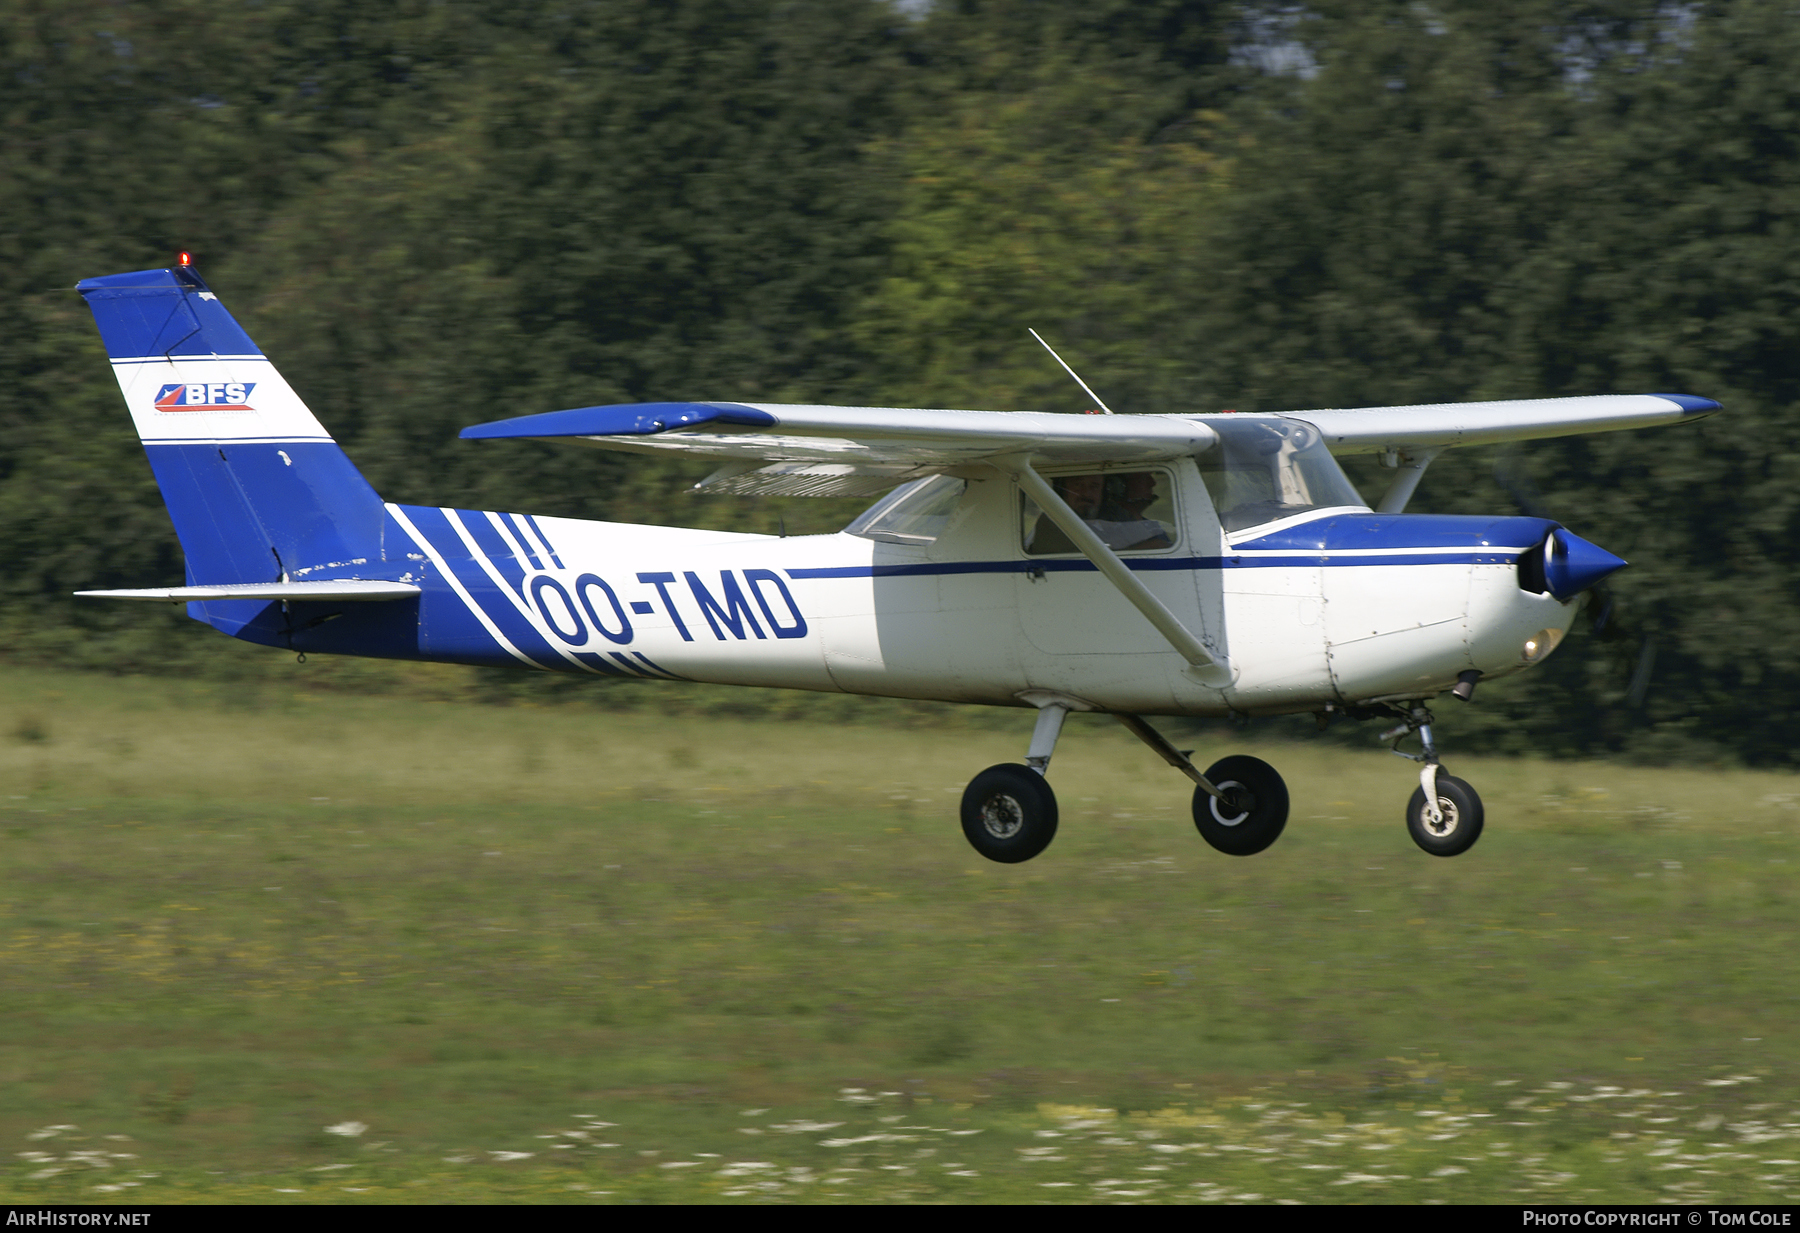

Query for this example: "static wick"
[1028,328,1114,415]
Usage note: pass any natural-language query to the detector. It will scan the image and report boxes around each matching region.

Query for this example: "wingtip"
[461,402,778,441]
[1650,393,1722,416]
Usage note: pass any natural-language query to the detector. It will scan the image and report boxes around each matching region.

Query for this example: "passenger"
[1023,476,1097,554]
[1058,474,1106,519]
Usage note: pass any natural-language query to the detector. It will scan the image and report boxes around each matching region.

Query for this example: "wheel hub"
[979,793,1026,840]
[1423,797,1460,838]
[1210,781,1254,827]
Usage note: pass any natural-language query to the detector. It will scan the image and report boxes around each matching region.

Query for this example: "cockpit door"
[1012,460,1217,661]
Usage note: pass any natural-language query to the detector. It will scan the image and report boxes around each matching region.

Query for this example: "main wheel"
[1406,773,1484,857]
[961,763,1059,863]
[1193,755,1289,856]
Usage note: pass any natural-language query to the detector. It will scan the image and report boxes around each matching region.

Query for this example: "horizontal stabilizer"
[75,581,421,603]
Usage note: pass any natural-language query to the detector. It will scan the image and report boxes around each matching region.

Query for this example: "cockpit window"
[1196,418,1367,533]
[844,474,968,545]
[1021,470,1178,555]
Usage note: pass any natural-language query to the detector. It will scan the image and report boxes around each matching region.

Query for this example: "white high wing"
[75,261,1719,862]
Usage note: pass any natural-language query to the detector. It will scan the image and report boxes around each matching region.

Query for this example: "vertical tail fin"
[76,262,388,589]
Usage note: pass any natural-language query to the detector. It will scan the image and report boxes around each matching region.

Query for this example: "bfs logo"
[154,382,256,412]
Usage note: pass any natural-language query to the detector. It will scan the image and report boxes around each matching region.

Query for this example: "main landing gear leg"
[959,699,1070,864]
[1025,702,1069,775]
[1116,714,1289,856]
[1384,703,1484,857]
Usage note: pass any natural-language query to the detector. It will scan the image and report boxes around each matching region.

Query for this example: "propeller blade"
[1495,451,1649,705]
[1625,636,1657,711]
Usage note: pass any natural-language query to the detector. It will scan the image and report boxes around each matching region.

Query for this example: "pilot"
[1027,472,1171,554]
[1097,472,1172,550]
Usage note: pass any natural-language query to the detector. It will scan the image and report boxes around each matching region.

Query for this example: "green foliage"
[1185,0,1800,760]
[0,0,913,666]
[225,0,916,516]
[5,0,1800,763]
[853,62,1231,414]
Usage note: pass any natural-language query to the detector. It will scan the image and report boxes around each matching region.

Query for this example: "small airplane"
[73,258,1718,860]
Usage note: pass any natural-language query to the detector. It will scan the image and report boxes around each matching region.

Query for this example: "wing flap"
[693,461,942,497]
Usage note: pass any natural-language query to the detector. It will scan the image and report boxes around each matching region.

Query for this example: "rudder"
[76,262,389,593]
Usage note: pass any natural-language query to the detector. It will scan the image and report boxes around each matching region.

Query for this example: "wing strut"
[1374,447,1441,514]
[995,456,1232,687]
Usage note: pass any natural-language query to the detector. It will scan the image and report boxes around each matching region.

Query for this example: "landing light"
[1522,629,1564,663]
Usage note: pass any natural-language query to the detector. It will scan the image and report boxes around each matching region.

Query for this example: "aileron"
[1270,393,1720,454]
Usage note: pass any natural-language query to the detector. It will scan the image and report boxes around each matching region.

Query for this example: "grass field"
[2,663,1799,1204]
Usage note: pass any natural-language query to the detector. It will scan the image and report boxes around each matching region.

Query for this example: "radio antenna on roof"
[1028,328,1115,415]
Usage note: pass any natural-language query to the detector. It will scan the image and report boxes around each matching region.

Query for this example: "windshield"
[844,475,968,545]
[1196,418,1367,533]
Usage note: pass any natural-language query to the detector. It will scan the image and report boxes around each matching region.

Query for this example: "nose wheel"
[1386,703,1485,856]
[1406,773,1484,856]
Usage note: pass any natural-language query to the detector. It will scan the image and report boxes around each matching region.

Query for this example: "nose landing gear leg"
[1384,704,1484,856]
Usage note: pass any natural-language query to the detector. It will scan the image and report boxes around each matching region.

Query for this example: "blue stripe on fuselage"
[787,553,1522,581]
[451,509,532,599]
[1232,512,1558,552]
[396,505,566,669]
[786,513,1555,580]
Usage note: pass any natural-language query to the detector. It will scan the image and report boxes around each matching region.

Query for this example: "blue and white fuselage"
[74,262,1717,859]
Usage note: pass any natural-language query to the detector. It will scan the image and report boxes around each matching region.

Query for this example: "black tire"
[961,763,1058,863]
[1406,773,1484,857]
[1193,755,1289,856]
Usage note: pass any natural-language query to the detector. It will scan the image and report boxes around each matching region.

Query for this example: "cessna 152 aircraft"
[74,260,1718,861]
